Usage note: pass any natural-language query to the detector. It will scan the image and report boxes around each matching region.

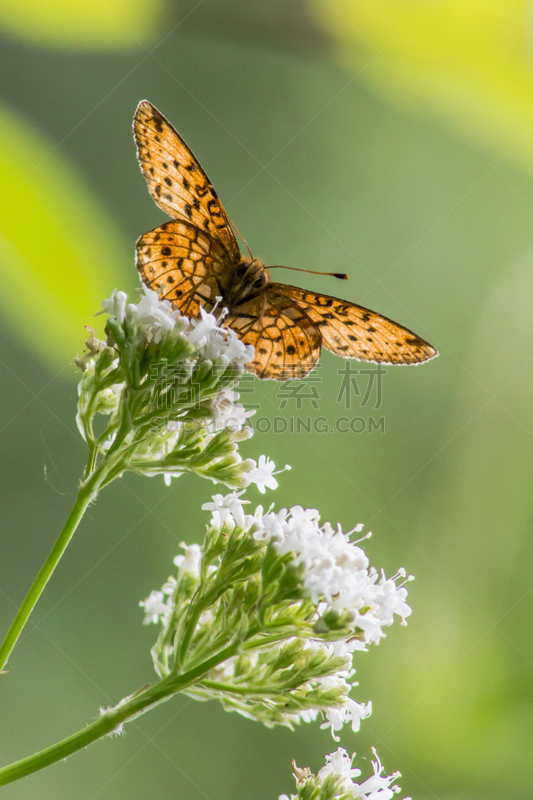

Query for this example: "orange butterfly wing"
[268,283,438,365]
[136,220,233,319]
[226,290,322,379]
[134,100,240,264]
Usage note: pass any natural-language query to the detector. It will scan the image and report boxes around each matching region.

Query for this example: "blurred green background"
[1,1,533,798]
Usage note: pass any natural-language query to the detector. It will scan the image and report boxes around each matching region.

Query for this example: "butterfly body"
[225,258,269,308]
[134,100,438,380]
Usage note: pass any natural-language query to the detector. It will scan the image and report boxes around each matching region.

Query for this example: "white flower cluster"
[281,747,407,800]
[140,542,370,737]
[205,492,413,643]
[78,287,267,488]
[202,493,411,735]
[102,285,254,371]
[141,490,412,737]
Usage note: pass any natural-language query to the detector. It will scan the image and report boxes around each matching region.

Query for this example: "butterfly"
[133,100,438,380]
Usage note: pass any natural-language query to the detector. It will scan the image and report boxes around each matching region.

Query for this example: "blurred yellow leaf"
[0,0,164,50]
[0,104,129,369]
[313,0,533,172]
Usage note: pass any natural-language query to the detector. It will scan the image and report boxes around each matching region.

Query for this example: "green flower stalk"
[0,488,413,787]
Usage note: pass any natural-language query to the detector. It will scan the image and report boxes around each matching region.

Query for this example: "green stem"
[176,582,230,669]
[85,442,97,478]
[0,682,169,788]
[0,467,106,672]
[200,679,278,696]
[177,603,205,669]
[0,642,240,787]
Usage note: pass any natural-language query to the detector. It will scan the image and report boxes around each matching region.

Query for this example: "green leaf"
[0,103,129,369]
[0,0,164,50]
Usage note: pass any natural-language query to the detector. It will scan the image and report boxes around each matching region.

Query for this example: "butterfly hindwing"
[136,220,233,318]
[134,100,240,264]
[270,284,437,365]
[226,290,322,379]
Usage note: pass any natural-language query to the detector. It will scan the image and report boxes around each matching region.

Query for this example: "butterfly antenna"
[270,265,349,280]
[229,218,254,260]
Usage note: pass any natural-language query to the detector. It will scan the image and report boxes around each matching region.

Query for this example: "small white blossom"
[372,571,413,626]
[244,455,287,493]
[173,543,202,577]
[187,305,219,345]
[321,698,372,739]
[202,491,248,528]
[317,747,363,788]
[161,575,177,596]
[203,324,254,367]
[101,289,128,324]
[207,387,255,434]
[127,284,181,341]
[139,590,172,625]
[318,748,402,799]
[282,708,320,727]
[351,748,403,799]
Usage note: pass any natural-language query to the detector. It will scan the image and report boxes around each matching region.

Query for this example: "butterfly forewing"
[134,100,240,264]
[136,220,233,317]
[270,284,437,365]
[226,291,322,379]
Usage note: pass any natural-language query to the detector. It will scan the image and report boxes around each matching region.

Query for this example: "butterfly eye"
[253,273,267,290]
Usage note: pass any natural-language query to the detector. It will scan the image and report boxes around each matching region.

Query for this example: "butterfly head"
[229,258,269,305]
